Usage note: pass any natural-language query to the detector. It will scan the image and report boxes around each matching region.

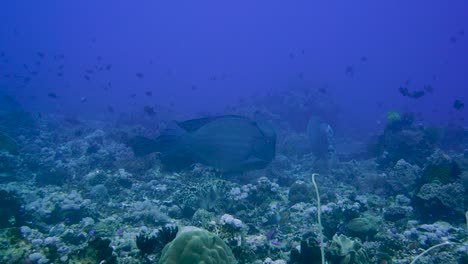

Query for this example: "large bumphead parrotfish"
[130,115,276,173]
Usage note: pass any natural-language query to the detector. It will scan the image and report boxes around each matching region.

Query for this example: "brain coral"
[159,227,237,264]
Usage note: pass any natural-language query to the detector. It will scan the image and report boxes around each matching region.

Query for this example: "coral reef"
[0,113,466,263]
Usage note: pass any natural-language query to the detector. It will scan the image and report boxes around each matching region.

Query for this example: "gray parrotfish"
[130,115,276,173]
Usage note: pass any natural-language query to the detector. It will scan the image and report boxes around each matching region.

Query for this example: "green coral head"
[385,111,401,125]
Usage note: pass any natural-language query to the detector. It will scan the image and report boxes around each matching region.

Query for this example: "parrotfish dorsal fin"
[177,115,248,132]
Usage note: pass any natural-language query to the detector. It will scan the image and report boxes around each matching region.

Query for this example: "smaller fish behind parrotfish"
[129,115,276,173]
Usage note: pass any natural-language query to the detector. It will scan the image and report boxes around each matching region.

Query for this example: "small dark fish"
[106,64,112,71]
[361,56,367,62]
[136,73,144,78]
[345,65,354,77]
[145,91,152,96]
[191,85,197,90]
[58,65,64,70]
[0,52,4,57]
[57,72,63,77]
[23,77,31,83]
[318,87,327,94]
[399,86,425,99]
[209,75,217,81]
[80,97,87,102]
[298,72,304,79]
[48,92,57,98]
[423,85,434,93]
[301,49,305,55]
[86,69,94,74]
[143,105,156,116]
[84,75,90,81]
[35,61,41,66]
[130,93,136,99]
[107,105,114,113]
[96,56,102,61]
[31,71,38,76]
[411,91,425,98]
[453,99,464,110]
[458,30,464,36]
[23,64,29,69]
[289,52,294,59]
[450,36,457,43]
[37,52,45,58]
[54,54,64,60]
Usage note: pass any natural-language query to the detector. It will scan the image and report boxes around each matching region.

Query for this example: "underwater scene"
[0,1,467,263]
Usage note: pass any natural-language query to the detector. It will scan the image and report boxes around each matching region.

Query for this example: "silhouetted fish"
[450,36,457,43]
[399,87,425,99]
[129,115,276,173]
[145,91,152,96]
[136,73,144,78]
[423,85,434,93]
[144,106,156,116]
[453,99,464,110]
[48,92,57,98]
[345,65,354,77]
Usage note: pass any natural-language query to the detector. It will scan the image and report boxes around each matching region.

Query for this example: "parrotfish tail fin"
[129,136,160,157]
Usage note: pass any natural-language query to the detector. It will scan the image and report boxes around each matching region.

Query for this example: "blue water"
[0,1,466,263]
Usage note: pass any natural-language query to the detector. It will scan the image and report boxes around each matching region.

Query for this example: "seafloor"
[0,111,466,264]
